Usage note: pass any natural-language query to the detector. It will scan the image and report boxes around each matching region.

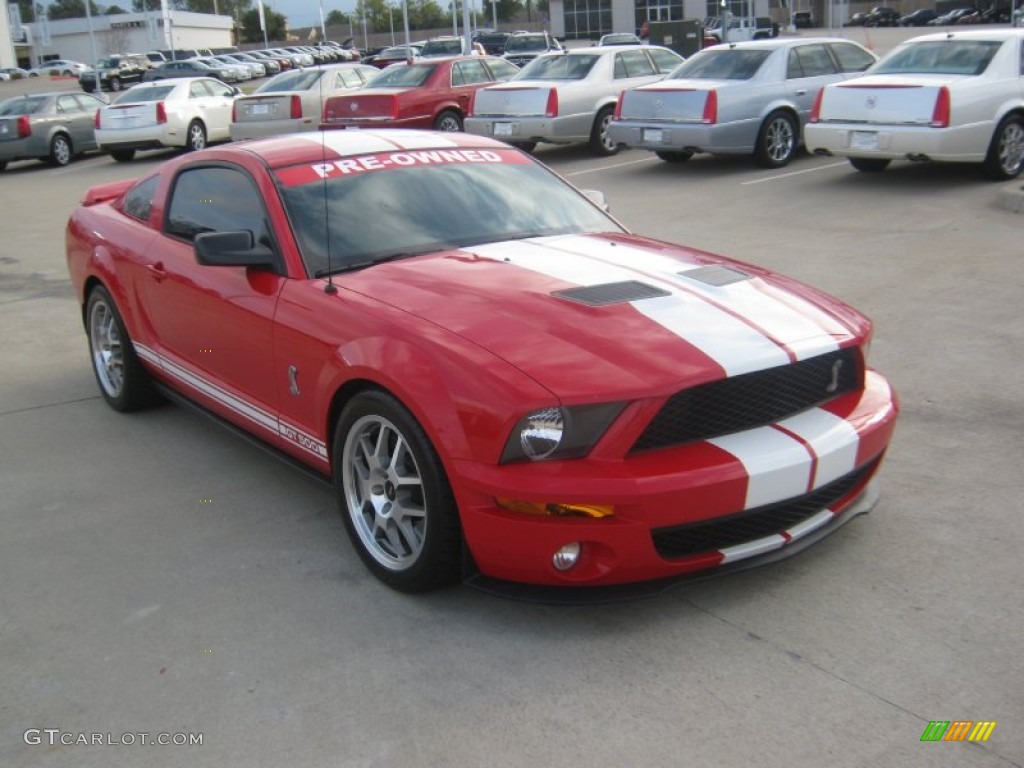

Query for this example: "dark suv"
[473,32,512,55]
[502,33,562,68]
[792,11,815,28]
[79,54,150,93]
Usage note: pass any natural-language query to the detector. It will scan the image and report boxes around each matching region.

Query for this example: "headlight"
[501,402,626,463]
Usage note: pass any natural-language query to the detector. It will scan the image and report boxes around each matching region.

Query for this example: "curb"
[996,184,1024,213]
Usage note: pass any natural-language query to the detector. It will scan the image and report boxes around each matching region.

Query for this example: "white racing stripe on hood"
[546,235,845,361]
[471,238,791,376]
[378,131,462,149]
[295,131,402,156]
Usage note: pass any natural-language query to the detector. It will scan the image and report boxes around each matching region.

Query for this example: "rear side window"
[453,59,490,86]
[615,50,656,78]
[484,58,519,81]
[165,166,272,247]
[788,44,838,78]
[122,175,159,222]
[829,43,876,73]
[647,47,683,74]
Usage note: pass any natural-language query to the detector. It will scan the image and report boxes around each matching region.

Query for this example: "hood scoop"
[552,280,670,307]
[680,265,751,287]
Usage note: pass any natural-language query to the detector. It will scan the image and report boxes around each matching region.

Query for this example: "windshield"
[258,69,324,92]
[275,148,621,277]
[0,96,46,116]
[366,64,436,88]
[872,40,1001,76]
[97,58,121,68]
[517,54,598,80]
[505,36,549,53]
[667,49,771,80]
[116,85,175,104]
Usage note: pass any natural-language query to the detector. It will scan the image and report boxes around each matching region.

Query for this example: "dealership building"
[3,5,232,69]
[549,0,774,39]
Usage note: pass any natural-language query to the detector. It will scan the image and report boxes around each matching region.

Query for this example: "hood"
[341,234,866,401]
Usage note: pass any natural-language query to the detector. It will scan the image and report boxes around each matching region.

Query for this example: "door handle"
[146,262,167,281]
[795,89,807,96]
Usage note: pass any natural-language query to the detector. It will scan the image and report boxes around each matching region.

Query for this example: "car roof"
[562,44,658,55]
[899,29,1024,43]
[705,36,865,51]
[231,129,512,170]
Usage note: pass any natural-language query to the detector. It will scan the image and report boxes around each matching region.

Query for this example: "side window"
[613,53,628,79]
[73,93,105,111]
[205,80,234,98]
[56,95,81,114]
[122,175,159,222]
[787,48,804,79]
[791,45,838,78]
[616,50,656,78]
[830,43,876,73]
[484,58,518,81]
[189,80,212,98]
[165,166,272,250]
[647,48,682,74]
[455,59,489,85]
[450,63,466,87]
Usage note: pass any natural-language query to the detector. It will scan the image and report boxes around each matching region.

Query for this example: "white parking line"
[52,156,109,176]
[565,156,658,177]
[741,162,849,185]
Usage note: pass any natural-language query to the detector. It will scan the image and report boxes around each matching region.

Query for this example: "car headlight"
[501,402,625,463]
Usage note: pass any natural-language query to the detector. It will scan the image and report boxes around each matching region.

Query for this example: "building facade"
[550,0,773,39]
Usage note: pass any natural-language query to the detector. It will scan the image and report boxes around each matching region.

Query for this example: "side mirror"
[194,231,276,269]
[581,189,610,212]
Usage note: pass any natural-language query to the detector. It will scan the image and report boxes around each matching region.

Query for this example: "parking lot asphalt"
[2,41,1023,768]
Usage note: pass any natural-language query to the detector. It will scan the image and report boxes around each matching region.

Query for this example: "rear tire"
[86,286,160,412]
[589,106,620,156]
[186,120,207,152]
[656,150,693,163]
[110,149,136,162]
[510,141,536,153]
[754,110,797,168]
[849,157,891,173]
[48,134,72,167]
[432,109,463,132]
[982,114,1024,181]
[109,76,121,91]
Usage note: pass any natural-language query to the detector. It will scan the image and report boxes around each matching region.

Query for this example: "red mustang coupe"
[66,130,897,599]
[321,55,519,132]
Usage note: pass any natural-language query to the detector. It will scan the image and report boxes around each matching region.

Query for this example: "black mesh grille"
[631,348,861,454]
[651,459,876,560]
[552,281,670,307]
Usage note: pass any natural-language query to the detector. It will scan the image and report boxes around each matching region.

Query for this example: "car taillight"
[545,88,558,118]
[701,89,717,125]
[156,101,167,124]
[290,94,302,119]
[809,88,825,123]
[613,92,624,121]
[94,110,101,130]
[468,89,476,117]
[17,115,31,138]
[231,100,238,122]
[931,86,950,128]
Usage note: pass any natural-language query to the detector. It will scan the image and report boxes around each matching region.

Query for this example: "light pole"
[389,2,395,46]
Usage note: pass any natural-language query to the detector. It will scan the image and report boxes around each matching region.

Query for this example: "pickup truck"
[704,16,777,43]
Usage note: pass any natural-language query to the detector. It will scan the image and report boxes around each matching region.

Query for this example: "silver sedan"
[608,38,877,168]
[0,91,107,171]
[465,45,683,156]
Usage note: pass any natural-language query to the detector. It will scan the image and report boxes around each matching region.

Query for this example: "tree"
[240,6,286,42]
[46,0,101,20]
[481,0,520,24]
[184,0,253,18]
[104,4,127,12]
[408,0,445,29]
[326,9,349,25]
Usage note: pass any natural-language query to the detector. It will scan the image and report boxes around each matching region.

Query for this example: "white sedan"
[95,78,238,162]
[29,59,89,77]
[465,45,683,156]
[805,29,1024,180]
[229,63,378,141]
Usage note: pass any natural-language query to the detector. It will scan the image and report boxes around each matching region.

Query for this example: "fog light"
[552,542,581,571]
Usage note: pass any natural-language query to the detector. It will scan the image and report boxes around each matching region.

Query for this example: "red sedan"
[66,130,897,599]
[322,55,519,132]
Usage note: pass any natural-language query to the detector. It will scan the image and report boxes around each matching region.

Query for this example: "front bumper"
[805,121,992,163]
[465,113,595,145]
[608,118,760,155]
[454,370,897,590]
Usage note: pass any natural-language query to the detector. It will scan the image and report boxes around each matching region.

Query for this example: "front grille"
[631,347,861,453]
[651,459,876,560]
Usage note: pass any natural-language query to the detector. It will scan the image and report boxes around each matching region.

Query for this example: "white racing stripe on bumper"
[719,534,787,564]
[776,408,859,489]
[710,426,813,509]
[784,508,835,541]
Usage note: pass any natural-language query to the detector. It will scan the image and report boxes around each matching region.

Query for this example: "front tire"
[589,106,620,156]
[86,286,160,412]
[849,157,891,173]
[48,134,72,167]
[432,109,463,132]
[186,120,207,152]
[755,110,798,168]
[333,390,461,592]
[983,114,1024,181]
[109,76,121,91]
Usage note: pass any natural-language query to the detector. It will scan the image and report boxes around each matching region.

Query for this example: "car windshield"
[115,85,175,104]
[505,36,549,53]
[275,148,621,277]
[366,64,436,87]
[258,70,324,92]
[667,49,771,80]
[872,40,1001,76]
[422,40,462,55]
[517,54,599,80]
[97,58,121,68]
[0,96,46,115]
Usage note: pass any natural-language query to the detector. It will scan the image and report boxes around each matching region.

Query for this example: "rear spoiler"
[82,178,136,207]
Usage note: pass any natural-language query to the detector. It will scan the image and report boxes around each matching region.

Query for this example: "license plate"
[851,131,879,151]
[642,128,664,143]
[493,122,513,137]
[250,104,270,116]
